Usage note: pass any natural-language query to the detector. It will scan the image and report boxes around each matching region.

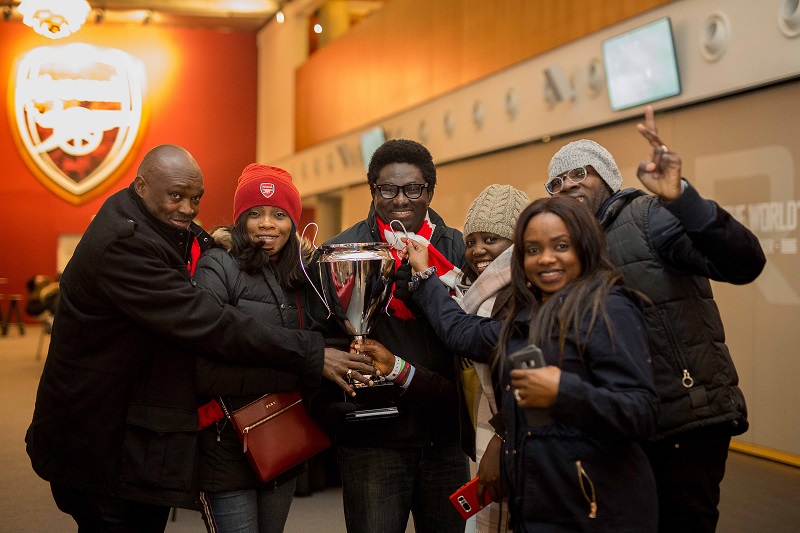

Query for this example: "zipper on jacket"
[657,310,695,388]
[575,460,597,519]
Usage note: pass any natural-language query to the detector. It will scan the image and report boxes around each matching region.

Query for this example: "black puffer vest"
[602,194,747,439]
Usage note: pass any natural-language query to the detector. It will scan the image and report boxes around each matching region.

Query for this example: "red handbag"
[220,390,331,483]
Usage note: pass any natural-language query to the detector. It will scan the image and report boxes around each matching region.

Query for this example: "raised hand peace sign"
[636,105,683,202]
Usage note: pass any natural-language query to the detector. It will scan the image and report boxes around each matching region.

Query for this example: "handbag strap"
[218,396,232,419]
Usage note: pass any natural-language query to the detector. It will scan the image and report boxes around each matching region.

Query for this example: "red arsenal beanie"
[233,164,302,226]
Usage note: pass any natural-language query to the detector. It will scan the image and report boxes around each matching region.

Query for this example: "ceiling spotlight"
[313,23,322,34]
[276,9,284,24]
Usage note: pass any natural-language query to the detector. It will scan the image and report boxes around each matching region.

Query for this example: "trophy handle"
[386,219,411,317]
[299,222,332,318]
[388,219,409,247]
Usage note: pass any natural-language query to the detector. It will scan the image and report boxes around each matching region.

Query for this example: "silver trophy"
[317,242,395,344]
[314,241,400,421]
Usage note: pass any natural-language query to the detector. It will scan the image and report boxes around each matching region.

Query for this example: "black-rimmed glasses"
[374,183,429,200]
[545,167,589,195]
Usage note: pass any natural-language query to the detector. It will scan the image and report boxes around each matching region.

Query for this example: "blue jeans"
[338,442,469,533]
[201,478,296,533]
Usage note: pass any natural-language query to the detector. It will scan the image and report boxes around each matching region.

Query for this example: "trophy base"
[345,407,400,421]
[345,377,400,422]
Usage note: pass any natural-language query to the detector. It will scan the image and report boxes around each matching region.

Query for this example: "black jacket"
[598,182,765,438]
[413,278,659,531]
[194,246,328,492]
[312,206,467,449]
[26,184,326,510]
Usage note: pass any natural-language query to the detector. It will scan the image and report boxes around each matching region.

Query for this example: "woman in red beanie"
[193,164,343,533]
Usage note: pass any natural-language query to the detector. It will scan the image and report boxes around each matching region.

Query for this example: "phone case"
[508,344,546,369]
[508,344,554,427]
[449,476,491,519]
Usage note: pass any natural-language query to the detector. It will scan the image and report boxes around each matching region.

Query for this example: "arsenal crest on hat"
[260,183,275,198]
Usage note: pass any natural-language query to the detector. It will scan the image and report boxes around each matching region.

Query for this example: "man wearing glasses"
[545,106,765,533]
[315,139,469,533]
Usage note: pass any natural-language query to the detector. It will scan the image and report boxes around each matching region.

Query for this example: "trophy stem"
[350,333,390,388]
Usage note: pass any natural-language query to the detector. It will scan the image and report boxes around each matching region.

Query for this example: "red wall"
[0,23,258,321]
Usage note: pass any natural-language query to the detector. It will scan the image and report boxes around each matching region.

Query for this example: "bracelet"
[386,355,404,380]
[384,357,411,384]
[408,265,437,293]
[394,360,412,386]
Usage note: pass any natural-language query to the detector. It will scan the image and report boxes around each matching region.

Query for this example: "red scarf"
[187,235,201,275]
[376,214,461,320]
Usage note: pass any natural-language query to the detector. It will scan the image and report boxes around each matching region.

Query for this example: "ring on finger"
[513,389,522,402]
[346,369,353,378]
[660,144,669,153]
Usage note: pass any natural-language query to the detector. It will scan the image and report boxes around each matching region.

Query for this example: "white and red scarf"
[376,213,461,320]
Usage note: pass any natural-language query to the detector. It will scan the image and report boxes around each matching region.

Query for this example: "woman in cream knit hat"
[458,184,530,533]
[461,184,531,284]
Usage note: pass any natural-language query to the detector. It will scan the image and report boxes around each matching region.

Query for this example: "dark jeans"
[338,442,469,533]
[50,482,171,533]
[199,478,296,533]
[641,425,732,533]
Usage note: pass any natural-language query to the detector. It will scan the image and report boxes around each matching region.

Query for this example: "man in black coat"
[316,139,470,533]
[545,107,766,532]
[25,145,374,532]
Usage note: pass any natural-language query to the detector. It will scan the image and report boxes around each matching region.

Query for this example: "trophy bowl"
[317,242,395,341]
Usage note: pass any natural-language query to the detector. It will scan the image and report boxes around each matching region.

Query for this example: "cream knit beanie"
[463,184,530,242]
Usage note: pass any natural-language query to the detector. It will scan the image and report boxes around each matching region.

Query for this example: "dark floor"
[2,326,798,532]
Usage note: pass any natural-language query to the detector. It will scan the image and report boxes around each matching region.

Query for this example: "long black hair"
[496,196,624,366]
[224,212,306,291]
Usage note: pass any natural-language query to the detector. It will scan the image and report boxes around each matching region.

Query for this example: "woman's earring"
[526,281,532,289]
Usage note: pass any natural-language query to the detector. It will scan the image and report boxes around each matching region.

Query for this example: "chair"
[1,294,24,336]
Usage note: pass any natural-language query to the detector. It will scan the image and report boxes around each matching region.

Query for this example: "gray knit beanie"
[463,184,530,242]
[547,139,622,193]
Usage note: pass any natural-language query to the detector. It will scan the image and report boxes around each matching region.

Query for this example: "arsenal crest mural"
[10,43,148,205]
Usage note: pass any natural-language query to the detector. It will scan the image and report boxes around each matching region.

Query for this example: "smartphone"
[507,344,553,427]
[508,344,546,370]
[449,476,492,519]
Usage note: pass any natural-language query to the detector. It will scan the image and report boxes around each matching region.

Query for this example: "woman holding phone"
[396,195,659,531]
